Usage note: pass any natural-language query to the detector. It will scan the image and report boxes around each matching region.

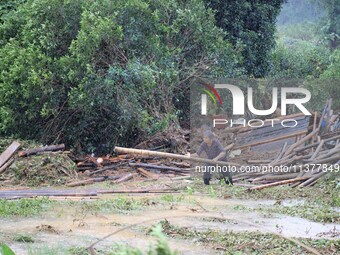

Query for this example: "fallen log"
[248,177,310,191]
[18,144,65,157]
[115,147,240,167]
[0,141,21,167]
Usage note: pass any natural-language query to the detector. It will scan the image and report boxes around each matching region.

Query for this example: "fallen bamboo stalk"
[294,134,340,153]
[298,171,328,187]
[248,177,310,191]
[115,147,240,167]
[310,140,324,160]
[129,162,190,172]
[235,131,307,150]
[18,144,65,157]
[284,129,320,156]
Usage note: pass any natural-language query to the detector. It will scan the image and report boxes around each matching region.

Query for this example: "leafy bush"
[0,0,238,153]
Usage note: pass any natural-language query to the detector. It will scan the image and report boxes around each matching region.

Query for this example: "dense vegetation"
[0,0,338,152]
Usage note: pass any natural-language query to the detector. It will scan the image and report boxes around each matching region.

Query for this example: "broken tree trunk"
[18,144,65,157]
[0,141,21,167]
[115,147,240,167]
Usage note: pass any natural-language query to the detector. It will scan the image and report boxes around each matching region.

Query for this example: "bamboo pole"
[248,177,310,191]
[283,128,320,156]
[234,131,307,150]
[114,147,240,167]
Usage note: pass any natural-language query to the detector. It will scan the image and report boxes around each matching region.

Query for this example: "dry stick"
[248,177,310,191]
[18,144,65,157]
[114,147,240,167]
[82,214,321,255]
[283,128,320,156]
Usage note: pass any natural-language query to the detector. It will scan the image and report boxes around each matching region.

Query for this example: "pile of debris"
[69,153,191,187]
[233,99,340,190]
[0,142,77,186]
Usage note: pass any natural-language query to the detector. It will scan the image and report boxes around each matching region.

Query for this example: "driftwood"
[0,141,21,167]
[18,144,65,157]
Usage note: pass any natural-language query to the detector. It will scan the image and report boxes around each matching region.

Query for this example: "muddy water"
[1,196,339,255]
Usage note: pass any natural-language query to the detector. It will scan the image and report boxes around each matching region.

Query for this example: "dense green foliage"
[269,0,339,111]
[205,0,285,77]
[0,0,239,152]
[0,0,338,151]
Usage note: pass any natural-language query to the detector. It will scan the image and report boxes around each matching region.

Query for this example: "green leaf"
[1,244,16,255]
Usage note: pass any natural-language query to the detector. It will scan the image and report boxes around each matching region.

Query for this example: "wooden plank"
[0,158,14,175]
[0,141,21,167]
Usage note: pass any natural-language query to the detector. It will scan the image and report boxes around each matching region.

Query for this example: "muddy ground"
[0,176,339,255]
